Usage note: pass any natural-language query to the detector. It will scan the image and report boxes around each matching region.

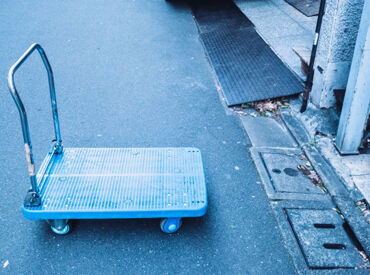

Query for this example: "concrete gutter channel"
[234,103,370,272]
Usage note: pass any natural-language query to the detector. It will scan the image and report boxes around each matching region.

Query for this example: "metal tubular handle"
[8,43,63,197]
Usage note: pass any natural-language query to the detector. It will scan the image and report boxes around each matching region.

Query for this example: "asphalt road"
[0,0,295,273]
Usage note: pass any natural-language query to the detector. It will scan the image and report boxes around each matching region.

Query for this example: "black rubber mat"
[200,28,303,105]
[285,0,320,17]
[190,0,303,106]
[189,0,254,34]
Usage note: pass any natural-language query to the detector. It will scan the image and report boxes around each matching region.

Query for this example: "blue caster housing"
[9,44,207,235]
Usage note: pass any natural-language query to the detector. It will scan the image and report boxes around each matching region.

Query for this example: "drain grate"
[285,208,367,269]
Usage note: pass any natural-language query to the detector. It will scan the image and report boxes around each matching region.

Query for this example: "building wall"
[336,0,370,154]
[311,0,364,108]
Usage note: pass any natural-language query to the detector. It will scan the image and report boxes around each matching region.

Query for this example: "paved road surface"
[0,0,295,273]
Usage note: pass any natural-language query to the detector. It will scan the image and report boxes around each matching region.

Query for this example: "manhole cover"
[262,152,322,194]
[286,208,366,269]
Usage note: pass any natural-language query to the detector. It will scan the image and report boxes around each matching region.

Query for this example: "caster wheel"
[51,224,70,235]
[160,218,182,233]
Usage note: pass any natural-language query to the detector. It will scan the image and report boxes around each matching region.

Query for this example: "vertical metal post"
[336,0,370,154]
[300,0,326,112]
[39,48,63,152]
[8,44,63,205]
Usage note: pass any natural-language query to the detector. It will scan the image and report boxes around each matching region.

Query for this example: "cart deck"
[24,147,207,219]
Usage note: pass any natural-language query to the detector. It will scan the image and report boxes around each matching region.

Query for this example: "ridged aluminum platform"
[23,148,207,220]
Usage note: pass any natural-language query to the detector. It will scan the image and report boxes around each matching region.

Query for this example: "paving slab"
[255,15,309,39]
[284,0,320,17]
[240,116,297,148]
[341,155,370,176]
[235,0,316,80]
[235,0,281,17]
[267,33,314,62]
[352,176,370,203]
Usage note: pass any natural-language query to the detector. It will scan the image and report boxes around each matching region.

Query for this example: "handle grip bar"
[8,44,63,198]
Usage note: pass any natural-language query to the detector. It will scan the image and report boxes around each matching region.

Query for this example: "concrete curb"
[280,109,370,256]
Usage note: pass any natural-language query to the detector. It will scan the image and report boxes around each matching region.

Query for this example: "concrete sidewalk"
[236,0,369,211]
[235,0,316,80]
[232,0,369,270]
[0,0,294,273]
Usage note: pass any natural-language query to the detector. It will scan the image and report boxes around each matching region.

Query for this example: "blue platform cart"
[9,44,207,235]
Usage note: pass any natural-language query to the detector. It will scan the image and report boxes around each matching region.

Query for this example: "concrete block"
[286,208,367,268]
[263,34,314,79]
[255,15,308,39]
[269,200,335,272]
[353,175,370,203]
[235,0,282,18]
[311,62,352,108]
[240,116,297,148]
[341,155,370,176]
[310,0,365,108]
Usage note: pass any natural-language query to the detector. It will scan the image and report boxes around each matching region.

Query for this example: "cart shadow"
[71,215,210,237]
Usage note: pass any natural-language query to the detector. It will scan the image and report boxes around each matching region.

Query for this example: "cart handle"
[8,43,63,196]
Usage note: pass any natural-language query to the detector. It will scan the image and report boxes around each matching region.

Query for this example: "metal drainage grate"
[285,208,367,269]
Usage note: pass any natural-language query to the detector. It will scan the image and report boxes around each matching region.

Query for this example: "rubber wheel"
[160,218,182,233]
[51,224,70,235]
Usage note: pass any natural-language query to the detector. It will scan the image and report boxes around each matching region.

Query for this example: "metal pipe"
[8,43,63,194]
[300,0,326,113]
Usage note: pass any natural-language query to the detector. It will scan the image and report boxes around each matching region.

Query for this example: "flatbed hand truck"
[9,44,207,235]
